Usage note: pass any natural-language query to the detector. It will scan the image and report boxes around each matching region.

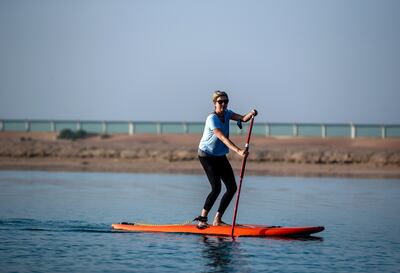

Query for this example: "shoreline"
[1,158,400,179]
[1,132,399,179]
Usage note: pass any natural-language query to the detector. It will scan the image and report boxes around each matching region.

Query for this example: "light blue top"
[198,109,234,156]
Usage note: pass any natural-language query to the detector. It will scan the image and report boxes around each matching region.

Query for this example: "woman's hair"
[212,90,229,102]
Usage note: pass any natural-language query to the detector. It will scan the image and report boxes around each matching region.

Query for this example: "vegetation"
[57,129,88,140]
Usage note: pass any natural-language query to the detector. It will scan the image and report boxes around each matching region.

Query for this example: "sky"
[0,0,399,123]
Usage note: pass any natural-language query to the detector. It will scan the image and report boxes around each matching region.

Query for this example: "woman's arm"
[213,128,247,157]
[231,109,258,122]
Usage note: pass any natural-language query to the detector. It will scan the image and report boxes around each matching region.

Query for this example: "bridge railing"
[1,119,399,138]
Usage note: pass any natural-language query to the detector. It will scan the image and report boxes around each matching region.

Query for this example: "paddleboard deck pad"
[112,222,324,237]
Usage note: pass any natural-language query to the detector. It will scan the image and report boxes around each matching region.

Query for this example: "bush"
[58,129,88,140]
[75,129,87,139]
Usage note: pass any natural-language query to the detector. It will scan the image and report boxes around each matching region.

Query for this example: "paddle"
[231,115,255,237]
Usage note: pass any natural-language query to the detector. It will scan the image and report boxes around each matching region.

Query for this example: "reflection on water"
[200,235,325,273]
[201,236,246,273]
[261,235,324,242]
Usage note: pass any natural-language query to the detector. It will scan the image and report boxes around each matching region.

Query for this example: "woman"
[195,90,258,228]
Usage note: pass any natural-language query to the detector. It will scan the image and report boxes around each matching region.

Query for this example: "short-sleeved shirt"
[198,109,233,156]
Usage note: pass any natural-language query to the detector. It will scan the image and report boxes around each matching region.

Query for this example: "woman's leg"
[216,156,237,220]
[198,156,222,213]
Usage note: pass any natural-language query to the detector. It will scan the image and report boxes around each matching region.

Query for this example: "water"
[0,171,399,273]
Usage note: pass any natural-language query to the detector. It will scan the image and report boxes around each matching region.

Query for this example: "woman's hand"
[237,149,249,157]
[213,128,249,157]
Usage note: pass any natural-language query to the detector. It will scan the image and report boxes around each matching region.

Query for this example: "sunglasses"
[216,99,229,105]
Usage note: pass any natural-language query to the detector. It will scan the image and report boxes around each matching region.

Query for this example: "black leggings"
[198,155,237,216]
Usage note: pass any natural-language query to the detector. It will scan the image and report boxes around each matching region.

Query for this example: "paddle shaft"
[231,116,255,237]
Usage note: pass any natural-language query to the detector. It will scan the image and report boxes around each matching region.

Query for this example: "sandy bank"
[0,132,399,179]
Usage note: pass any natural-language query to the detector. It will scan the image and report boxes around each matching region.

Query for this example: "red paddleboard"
[111,222,324,237]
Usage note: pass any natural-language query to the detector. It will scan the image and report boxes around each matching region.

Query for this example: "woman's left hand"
[237,149,249,157]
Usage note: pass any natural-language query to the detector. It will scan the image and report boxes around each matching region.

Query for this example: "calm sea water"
[0,171,399,273]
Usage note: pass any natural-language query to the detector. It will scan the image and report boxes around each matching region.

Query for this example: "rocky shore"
[1,132,400,178]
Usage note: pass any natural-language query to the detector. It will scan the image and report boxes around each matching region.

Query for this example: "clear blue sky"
[0,0,399,123]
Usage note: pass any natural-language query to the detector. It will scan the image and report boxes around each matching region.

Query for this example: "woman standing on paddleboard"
[196,91,257,228]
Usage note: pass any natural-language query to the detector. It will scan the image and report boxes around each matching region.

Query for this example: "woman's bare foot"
[213,212,229,226]
[213,220,229,226]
